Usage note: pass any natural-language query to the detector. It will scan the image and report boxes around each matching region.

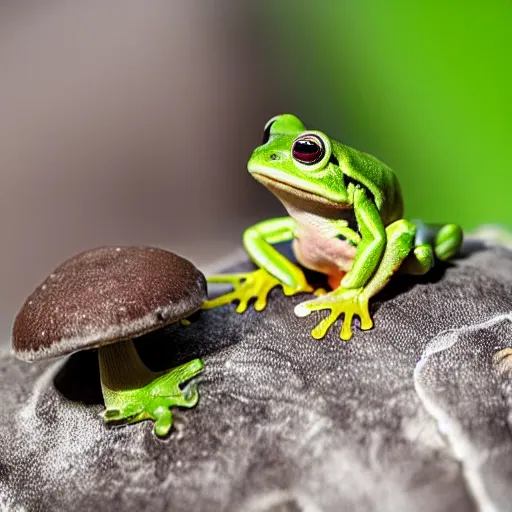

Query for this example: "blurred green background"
[261,0,512,230]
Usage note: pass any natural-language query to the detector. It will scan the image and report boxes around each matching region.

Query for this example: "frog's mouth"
[252,173,352,219]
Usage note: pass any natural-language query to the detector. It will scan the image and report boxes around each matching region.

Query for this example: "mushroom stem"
[98,339,154,398]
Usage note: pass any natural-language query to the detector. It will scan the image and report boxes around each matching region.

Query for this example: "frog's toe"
[207,273,249,285]
[149,384,198,437]
[103,408,121,420]
[203,269,283,314]
[357,304,373,331]
[310,310,339,339]
[414,244,434,270]
[299,302,352,340]
[253,294,269,311]
[153,405,173,437]
[235,297,251,313]
[180,381,199,407]
[335,303,373,341]
[202,290,240,311]
[282,281,314,297]
[294,296,328,317]
[294,302,313,317]
[295,291,373,340]
[103,402,144,425]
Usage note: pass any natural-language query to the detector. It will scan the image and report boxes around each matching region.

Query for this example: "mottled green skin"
[204,114,463,340]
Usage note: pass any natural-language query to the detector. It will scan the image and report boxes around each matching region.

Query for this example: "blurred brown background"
[0,2,284,339]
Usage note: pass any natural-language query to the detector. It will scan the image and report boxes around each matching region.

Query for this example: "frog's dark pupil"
[297,140,317,154]
[292,137,323,164]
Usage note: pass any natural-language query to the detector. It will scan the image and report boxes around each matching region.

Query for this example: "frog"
[203,114,463,340]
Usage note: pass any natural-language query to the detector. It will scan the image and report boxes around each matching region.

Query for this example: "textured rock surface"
[1,235,512,511]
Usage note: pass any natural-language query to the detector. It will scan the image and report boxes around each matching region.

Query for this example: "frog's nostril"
[270,154,278,161]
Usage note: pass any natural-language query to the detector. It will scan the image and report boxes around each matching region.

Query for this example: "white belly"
[293,225,357,276]
[280,202,358,277]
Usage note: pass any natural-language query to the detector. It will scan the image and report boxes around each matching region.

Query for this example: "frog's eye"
[292,135,325,165]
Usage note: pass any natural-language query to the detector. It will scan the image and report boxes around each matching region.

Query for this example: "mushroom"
[12,246,206,437]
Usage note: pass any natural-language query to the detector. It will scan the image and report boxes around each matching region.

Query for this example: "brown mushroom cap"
[12,246,206,362]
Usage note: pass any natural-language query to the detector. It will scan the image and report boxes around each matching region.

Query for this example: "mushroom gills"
[98,339,203,437]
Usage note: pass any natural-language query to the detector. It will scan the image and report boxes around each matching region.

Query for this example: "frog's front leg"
[296,218,419,340]
[202,217,315,313]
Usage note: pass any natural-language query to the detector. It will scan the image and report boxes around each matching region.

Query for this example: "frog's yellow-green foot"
[295,287,372,340]
[101,353,203,437]
[296,219,419,340]
[203,217,317,313]
[202,268,314,313]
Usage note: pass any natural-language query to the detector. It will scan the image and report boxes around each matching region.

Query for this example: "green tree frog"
[203,114,463,340]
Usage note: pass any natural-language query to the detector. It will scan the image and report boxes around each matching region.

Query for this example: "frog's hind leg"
[400,221,463,275]
[362,219,419,298]
[433,223,463,261]
[409,220,463,260]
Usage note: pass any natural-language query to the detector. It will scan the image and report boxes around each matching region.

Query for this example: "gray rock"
[1,235,512,512]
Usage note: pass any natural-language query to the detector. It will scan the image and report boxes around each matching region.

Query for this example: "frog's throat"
[252,173,352,219]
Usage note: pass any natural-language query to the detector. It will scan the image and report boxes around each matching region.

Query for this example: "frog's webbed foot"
[148,378,200,437]
[103,358,204,437]
[202,268,314,313]
[295,288,373,341]
[149,358,203,400]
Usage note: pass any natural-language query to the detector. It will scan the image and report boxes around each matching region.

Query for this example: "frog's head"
[248,114,353,215]
[248,114,403,222]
